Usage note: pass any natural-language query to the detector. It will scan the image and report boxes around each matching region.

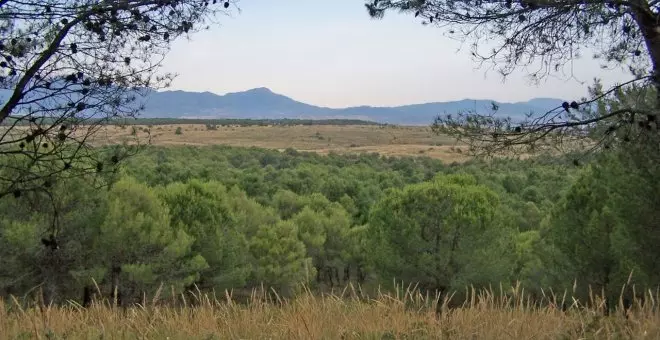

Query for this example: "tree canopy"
[0,0,236,201]
[365,0,660,158]
[367,173,514,293]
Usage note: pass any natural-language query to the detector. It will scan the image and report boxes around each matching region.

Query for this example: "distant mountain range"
[135,87,565,125]
[1,86,566,125]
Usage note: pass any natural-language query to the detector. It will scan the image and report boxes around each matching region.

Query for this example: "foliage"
[0,1,657,325]
[0,176,107,301]
[0,0,236,200]
[157,180,250,291]
[366,0,660,158]
[249,220,311,295]
[0,142,582,304]
[1,97,658,313]
[92,177,206,303]
[367,173,515,293]
[542,150,660,302]
[366,0,651,80]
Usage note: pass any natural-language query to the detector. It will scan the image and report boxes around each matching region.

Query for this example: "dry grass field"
[1,285,657,339]
[90,124,470,162]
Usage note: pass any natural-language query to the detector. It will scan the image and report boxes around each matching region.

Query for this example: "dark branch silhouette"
[0,0,237,203]
[366,0,660,158]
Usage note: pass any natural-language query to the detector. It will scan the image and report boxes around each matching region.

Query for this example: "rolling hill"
[136,87,564,125]
[1,86,564,125]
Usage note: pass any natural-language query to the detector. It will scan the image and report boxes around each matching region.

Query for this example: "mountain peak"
[222,87,278,98]
[243,87,273,94]
[119,87,563,125]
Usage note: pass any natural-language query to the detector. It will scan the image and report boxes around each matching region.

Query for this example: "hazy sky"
[162,0,631,108]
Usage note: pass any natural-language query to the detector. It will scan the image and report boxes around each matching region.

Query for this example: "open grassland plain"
[90,124,471,162]
[1,287,659,340]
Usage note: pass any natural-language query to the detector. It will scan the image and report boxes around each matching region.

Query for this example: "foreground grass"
[1,286,658,339]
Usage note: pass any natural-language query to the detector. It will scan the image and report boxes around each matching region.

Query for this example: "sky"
[162,0,632,108]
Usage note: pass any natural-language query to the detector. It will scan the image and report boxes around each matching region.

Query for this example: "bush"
[175,127,183,135]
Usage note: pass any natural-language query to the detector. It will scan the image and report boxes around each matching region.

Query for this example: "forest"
[3,0,660,337]
[2,101,658,313]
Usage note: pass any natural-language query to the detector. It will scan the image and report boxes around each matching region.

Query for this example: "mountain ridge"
[0,86,565,125]
[138,87,564,125]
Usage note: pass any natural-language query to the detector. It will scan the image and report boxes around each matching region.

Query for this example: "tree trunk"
[330,266,337,287]
[82,286,92,308]
[110,265,122,307]
[630,2,660,113]
[357,264,366,284]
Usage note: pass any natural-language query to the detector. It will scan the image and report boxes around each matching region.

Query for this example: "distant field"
[91,124,470,162]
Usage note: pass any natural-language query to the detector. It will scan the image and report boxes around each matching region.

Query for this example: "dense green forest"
[4,0,660,337]
[5,0,660,337]
[2,85,660,313]
[2,133,658,310]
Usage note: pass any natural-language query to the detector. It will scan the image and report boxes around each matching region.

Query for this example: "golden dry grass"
[1,285,658,339]
[90,124,470,162]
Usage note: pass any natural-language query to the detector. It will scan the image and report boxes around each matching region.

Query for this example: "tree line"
[2,0,660,316]
[2,90,658,312]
